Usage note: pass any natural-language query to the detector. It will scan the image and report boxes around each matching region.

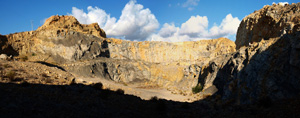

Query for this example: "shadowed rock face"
[201,3,300,104]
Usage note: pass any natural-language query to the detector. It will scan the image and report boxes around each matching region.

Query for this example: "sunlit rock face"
[0,15,108,63]
[236,3,300,49]
[0,15,236,95]
[37,15,106,38]
[106,37,235,63]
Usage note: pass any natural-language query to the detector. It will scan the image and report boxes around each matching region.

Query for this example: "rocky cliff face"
[236,3,300,49]
[0,15,236,95]
[106,38,235,63]
[200,3,300,104]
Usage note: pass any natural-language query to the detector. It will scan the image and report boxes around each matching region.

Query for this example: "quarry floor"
[75,77,200,102]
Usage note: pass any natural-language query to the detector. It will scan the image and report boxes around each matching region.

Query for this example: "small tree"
[192,83,203,94]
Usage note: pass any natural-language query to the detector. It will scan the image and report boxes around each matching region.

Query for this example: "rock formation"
[37,15,106,38]
[106,37,235,63]
[236,3,300,49]
[0,15,236,95]
[201,3,300,104]
[0,3,299,104]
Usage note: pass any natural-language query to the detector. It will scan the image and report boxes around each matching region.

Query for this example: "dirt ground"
[75,77,201,102]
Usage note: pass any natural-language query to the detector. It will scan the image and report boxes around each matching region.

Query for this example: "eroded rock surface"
[201,3,300,104]
[37,15,106,38]
[1,2,299,104]
[236,3,300,49]
[0,15,236,96]
[106,37,235,63]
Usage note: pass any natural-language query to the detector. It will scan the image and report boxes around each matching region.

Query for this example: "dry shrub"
[91,82,103,90]
[45,78,52,83]
[20,56,28,61]
[192,84,203,94]
[7,71,16,81]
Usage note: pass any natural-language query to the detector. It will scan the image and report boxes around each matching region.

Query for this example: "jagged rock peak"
[235,2,300,49]
[37,15,106,38]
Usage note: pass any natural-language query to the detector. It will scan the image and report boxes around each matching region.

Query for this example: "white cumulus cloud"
[158,23,178,38]
[148,14,241,42]
[71,6,116,31]
[70,0,240,42]
[179,15,208,38]
[70,0,159,41]
[207,14,241,39]
[106,0,159,40]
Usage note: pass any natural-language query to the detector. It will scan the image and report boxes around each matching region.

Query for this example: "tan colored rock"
[106,37,236,63]
[37,15,106,38]
[1,15,108,63]
[0,15,237,96]
[236,3,300,49]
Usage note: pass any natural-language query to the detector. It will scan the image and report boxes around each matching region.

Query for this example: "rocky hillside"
[0,16,108,64]
[201,2,300,104]
[0,15,236,96]
[236,3,300,49]
[0,2,299,105]
[37,15,106,38]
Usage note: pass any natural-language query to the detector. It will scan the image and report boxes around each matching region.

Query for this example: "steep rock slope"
[201,3,300,104]
[236,3,300,49]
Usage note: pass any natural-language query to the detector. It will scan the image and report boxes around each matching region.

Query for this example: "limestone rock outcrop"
[200,3,300,104]
[0,15,236,95]
[106,38,235,63]
[37,15,106,38]
[0,16,108,64]
[61,37,235,94]
[236,3,300,49]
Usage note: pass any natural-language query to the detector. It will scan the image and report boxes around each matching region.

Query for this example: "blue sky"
[0,0,298,41]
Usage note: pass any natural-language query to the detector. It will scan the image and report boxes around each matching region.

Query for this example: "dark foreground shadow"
[213,33,300,106]
[0,82,300,118]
